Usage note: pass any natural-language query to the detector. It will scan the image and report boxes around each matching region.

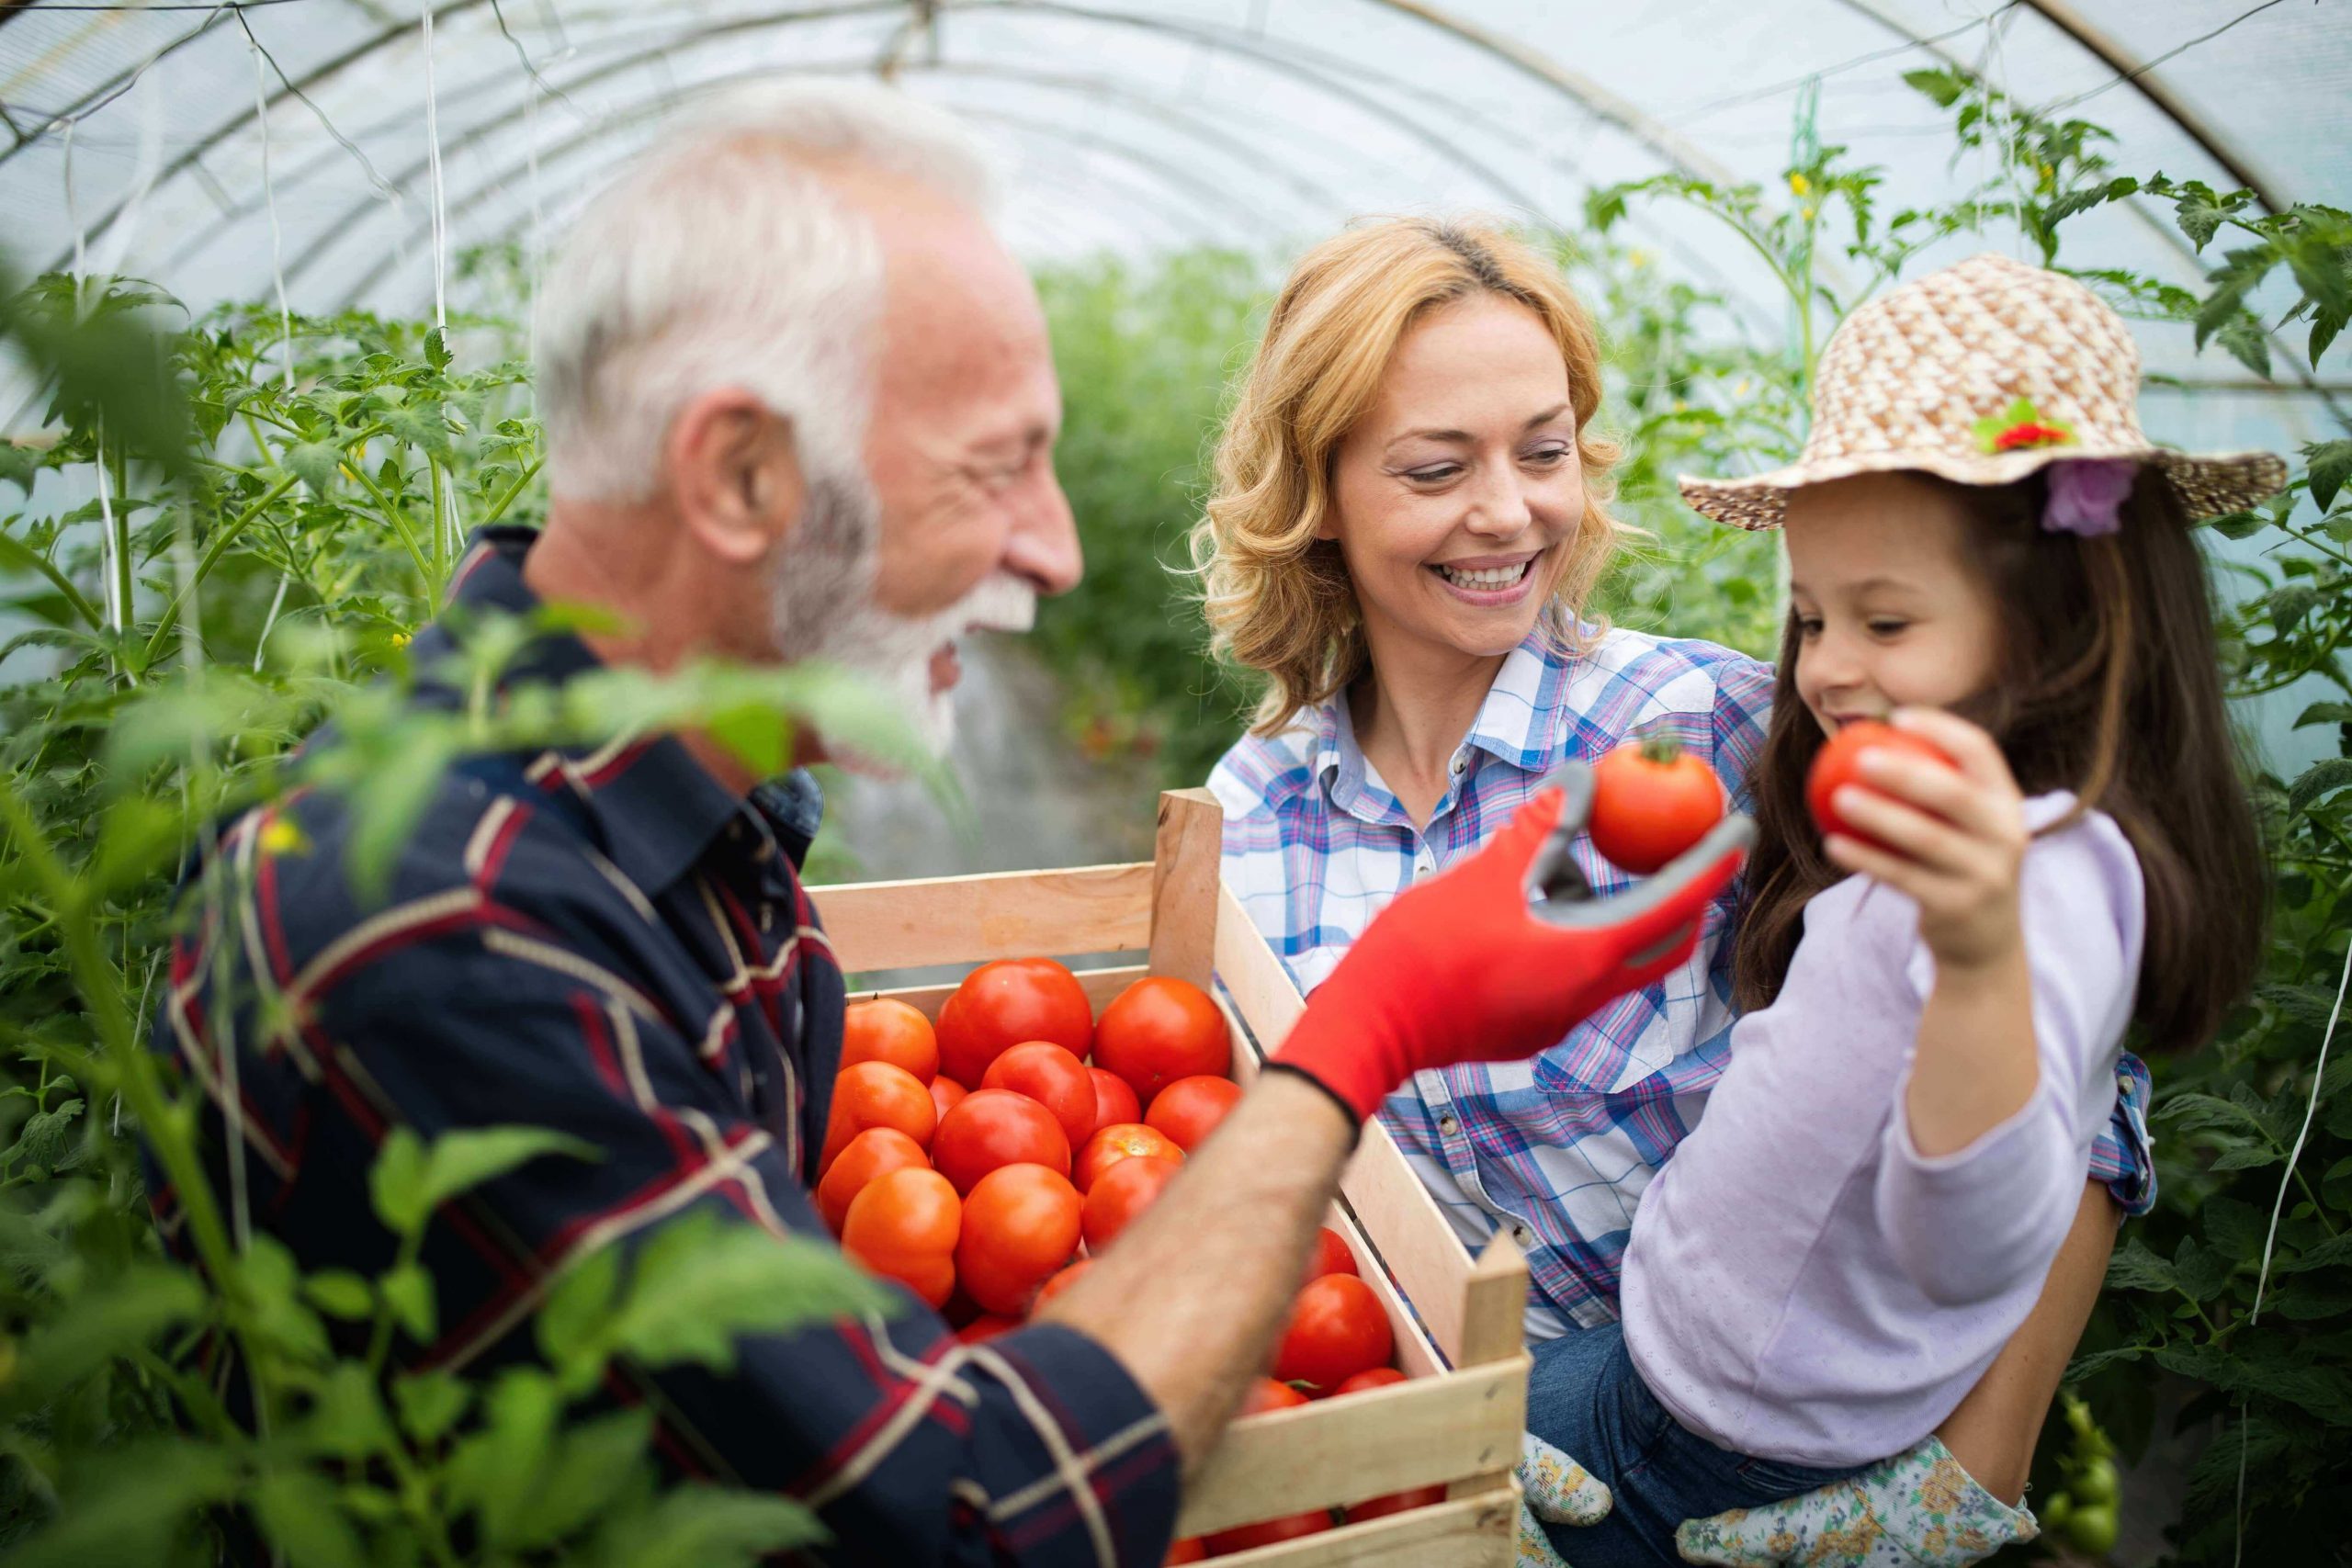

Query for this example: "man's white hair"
[533,80,998,502]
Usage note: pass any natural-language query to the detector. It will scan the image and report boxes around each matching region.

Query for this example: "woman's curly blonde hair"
[1192,218,1624,735]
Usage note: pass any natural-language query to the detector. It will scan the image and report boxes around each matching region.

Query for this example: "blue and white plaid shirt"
[1210,626,2154,1341]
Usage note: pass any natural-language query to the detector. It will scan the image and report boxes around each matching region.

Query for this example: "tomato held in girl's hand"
[817,1127,930,1234]
[1091,976,1230,1102]
[1806,719,1958,853]
[1144,1075,1242,1153]
[1343,1485,1447,1524]
[936,958,1093,1087]
[842,1167,960,1308]
[1305,1226,1359,1283]
[1203,1511,1332,1554]
[841,998,939,1083]
[932,1089,1071,1194]
[1331,1367,1407,1396]
[1080,1154,1182,1252]
[1588,735,1726,874]
[1084,1067,1141,1139]
[929,1076,967,1122]
[981,1041,1098,1150]
[820,1061,937,1172]
[1272,1274,1394,1393]
[956,1163,1083,1316]
[1073,1122,1183,1192]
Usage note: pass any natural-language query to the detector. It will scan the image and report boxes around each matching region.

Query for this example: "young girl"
[1527,253,2281,1566]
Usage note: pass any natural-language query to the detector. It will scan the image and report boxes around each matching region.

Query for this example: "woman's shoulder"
[1207,716,1325,824]
[1547,626,1776,767]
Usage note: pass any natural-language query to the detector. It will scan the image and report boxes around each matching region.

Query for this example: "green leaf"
[2202,1196,2270,1265]
[2305,439,2352,511]
[592,1484,828,1568]
[2154,1340,2352,1424]
[14,1095,85,1177]
[2269,583,2321,634]
[538,1242,623,1382]
[302,1361,397,1462]
[392,1370,472,1445]
[369,1126,430,1237]
[424,327,454,370]
[254,1468,368,1568]
[2280,1230,2352,1275]
[2175,1238,2232,1302]
[17,1262,207,1398]
[2106,1236,2179,1294]
[2214,313,2273,379]
[3,1438,241,1568]
[371,1122,596,1238]
[2289,758,2352,810]
[2209,509,2267,539]
[447,1368,561,1548]
[2170,180,2253,251]
[381,1261,436,1343]
[2294,701,2352,729]
[285,440,345,496]
[1902,67,1971,108]
[509,1408,655,1548]
[301,1269,376,1321]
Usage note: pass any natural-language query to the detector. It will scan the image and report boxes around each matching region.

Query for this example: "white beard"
[770,468,1035,772]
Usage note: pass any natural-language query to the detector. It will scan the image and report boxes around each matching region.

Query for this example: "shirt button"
[1512,1224,1532,1246]
[1439,1114,1459,1136]
[1450,756,1466,776]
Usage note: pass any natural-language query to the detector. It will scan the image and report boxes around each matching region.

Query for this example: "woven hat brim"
[1679,447,2290,531]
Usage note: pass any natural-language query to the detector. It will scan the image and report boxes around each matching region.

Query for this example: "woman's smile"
[1430,548,1545,606]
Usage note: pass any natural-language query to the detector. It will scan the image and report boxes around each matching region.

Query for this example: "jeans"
[1527,1321,1868,1567]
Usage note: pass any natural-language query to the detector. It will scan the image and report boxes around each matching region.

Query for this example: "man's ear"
[667,387,805,566]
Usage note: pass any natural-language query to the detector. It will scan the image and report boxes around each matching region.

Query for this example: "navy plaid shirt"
[149,527,1178,1567]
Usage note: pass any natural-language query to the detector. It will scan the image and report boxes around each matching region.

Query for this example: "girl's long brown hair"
[1731,470,2267,1055]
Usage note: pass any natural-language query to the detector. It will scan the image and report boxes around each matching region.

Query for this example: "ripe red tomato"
[1074,1122,1183,1192]
[820,1061,936,1172]
[1238,1376,1309,1416]
[1080,1154,1182,1253]
[956,1313,1020,1345]
[932,1089,1071,1194]
[1273,1274,1394,1393]
[1163,1539,1208,1565]
[1588,735,1725,874]
[1033,1257,1092,1314]
[1332,1367,1407,1396]
[1145,1075,1242,1153]
[1306,1226,1358,1283]
[956,1163,1083,1316]
[936,958,1093,1087]
[841,998,938,1084]
[929,1076,968,1122]
[1085,1067,1141,1139]
[981,1041,1099,1150]
[1806,719,1956,853]
[1203,1511,1332,1554]
[1344,1484,1446,1524]
[1092,976,1229,1103]
[816,1126,929,1235]
[842,1167,959,1308]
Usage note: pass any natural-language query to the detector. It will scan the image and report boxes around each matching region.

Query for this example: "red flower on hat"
[1973,396,2075,455]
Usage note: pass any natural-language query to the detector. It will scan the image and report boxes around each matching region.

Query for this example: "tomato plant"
[982,1040,1100,1149]
[1075,1122,1183,1191]
[1588,734,1724,874]
[1272,1274,1393,1393]
[936,957,1094,1085]
[842,1167,962,1308]
[841,998,940,1083]
[817,1126,931,1234]
[1144,1074,1242,1153]
[933,1089,1072,1193]
[821,1060,938,1171]
[1092,976,1230,1101]
[1080,1153,1182,1252]
[1804,719,1953,853]
[1086,1066,1142,1137]
[956,1163,1083,1316]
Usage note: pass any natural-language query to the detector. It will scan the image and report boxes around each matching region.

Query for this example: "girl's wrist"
[1930,931,2028,988]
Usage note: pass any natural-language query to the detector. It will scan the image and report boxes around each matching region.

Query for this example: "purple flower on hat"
[2043,457,2138,537]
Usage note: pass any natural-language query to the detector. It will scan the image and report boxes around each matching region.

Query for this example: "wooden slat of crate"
[848,964,1146,1021]
[815,863,1155,972]
[1205,1480,1521,1566]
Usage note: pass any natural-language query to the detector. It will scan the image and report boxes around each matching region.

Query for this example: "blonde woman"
[1197,219,2148,1563]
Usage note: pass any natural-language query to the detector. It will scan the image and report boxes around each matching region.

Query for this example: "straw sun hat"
[1678,251,2288,530]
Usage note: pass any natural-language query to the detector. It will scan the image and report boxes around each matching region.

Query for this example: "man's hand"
[1674,1437,2039,1566]
[1272,772,1752,1120]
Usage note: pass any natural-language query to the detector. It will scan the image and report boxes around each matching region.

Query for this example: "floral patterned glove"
[1675,1436,2040,1566]
[1516,1432,1612,1568]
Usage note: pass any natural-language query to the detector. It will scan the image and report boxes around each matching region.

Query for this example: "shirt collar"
[1310,627,1576,800]
[419,525,775,896]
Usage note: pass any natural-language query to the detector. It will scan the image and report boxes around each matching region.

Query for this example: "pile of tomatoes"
[820,956,1434,1560]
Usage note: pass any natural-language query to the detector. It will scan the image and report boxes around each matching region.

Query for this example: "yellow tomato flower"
[390,630,413,649]
[1788,172,1811,197]
[1628,248,1653,269]
[259,818,310,858]
[1801,205,1816,221]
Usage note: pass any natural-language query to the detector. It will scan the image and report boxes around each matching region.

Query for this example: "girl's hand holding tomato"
[840,998,938,1083]
[817,1126,930,1234]
[820,1061,936,1172]
[1074,1122,1182,1192]
[1091,976,1230,1101]
[1143,1075,1242,1153]
[1588,734,1725,874]
[935,957,1092,1086]
[932,1089,1071,1193]
[980,1041,1098,1149]
[1080,1153,1182,1252]
[1806,717,1959,852]
[842,1167,960,1309]
[956,1163,1083,1316]
[1815,709,2027,972]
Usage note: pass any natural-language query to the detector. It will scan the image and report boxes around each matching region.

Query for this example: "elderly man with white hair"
[148,83,1746,1564]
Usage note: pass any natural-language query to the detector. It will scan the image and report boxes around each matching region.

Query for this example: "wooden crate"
[810,789,1531,1566]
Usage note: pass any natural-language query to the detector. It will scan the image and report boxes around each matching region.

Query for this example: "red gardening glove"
[1270,767,1753,1122]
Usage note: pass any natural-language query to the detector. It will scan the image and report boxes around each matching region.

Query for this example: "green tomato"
[2039,1491,2075,1531]
[2073,1457,2119,1506]
[2065,1502,2120,1557]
